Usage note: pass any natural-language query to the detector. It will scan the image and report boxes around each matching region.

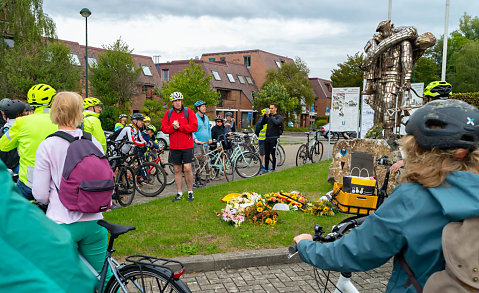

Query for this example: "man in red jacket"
[161,92,198,202]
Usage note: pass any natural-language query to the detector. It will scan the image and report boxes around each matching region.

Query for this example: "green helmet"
[424,81,452,101]
[83,97,102,109]
[146,125,157,132]
[27,84,56,107]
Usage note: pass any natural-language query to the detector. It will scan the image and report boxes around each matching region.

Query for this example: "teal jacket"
[0,160,96,292]
[298,171,479,293]
[192,112,211,145]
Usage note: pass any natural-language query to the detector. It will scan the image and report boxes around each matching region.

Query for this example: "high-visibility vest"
[258,124,267,141]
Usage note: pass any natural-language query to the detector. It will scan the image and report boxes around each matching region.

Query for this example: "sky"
[42,0,477,79]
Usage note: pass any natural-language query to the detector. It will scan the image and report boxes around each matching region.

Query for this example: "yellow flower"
[324,207,330,211]
[265,218,273,224]
[257,207,264,213]
[257,201,263,207]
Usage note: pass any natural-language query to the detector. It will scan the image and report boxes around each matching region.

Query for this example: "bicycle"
[84,220,191,293]
[296,131,324,166]
[242,132,286,167]
[106,139,136,207]
[145,148,176,186]
[289,155,394,292]
[227,134,261,178]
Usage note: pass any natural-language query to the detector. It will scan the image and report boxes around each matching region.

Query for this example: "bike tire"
[310,141,324,163]
[135,162,167,197]
[235,152,261,178]
[116,166,136,207]
[163,163,175,185]
[276,144,286,167]
[104,264,191,293]
[221,152,231,182]
[296,144,309,166]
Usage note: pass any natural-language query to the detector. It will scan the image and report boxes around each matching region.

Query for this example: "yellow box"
[331,182,378,215]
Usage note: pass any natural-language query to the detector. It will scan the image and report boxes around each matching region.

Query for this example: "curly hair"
[400,135,479,188]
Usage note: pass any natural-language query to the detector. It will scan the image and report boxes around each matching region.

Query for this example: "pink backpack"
[47,131,114,213]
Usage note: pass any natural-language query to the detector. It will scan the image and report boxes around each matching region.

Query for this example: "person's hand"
[225,122,231,127]
[390,160,405,173]
[294,234,313,244]
[208,139,213,145]
[173,120,179,130]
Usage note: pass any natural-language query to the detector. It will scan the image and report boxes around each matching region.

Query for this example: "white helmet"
[169,91,183,101]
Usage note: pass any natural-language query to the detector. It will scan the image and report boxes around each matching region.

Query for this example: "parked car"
[318,123,340,140]
[156,131,170,150]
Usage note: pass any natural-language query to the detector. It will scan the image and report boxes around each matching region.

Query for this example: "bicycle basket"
[330,182,378,215]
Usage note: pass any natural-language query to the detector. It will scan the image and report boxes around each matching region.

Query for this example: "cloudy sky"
[43,0,477,79]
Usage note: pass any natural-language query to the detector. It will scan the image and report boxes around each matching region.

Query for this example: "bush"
[450,92,479,107]
[284,126,310,132]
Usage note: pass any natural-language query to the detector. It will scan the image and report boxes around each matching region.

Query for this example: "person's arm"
[0,118,21,152]
[255,121,262,136]
[178,108,198,134]
[160,111,174,135]
[231,121,236,132]
[32,141,52,204]
[296,186,411,272]
[270,114,283,126]
[84,117,106,152]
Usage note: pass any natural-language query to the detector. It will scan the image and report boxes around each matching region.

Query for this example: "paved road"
[130,134,338,205]
[182,261,392,293]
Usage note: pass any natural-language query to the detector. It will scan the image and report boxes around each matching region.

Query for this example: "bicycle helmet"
[119,114,127,120]
[27,84,56,107]
[0,98,11,111]
[169,91,183,101]
[215,115,223,122]
[261,108,268,115]
[194,100,207,108]
[424,81,452,101]
[405,99,479,150]
[83,97,102,109]
[146,125,157,132]
[130,113,145,121]
[225,112,233,117]
[144,116,151,122]
[24,104,34,111]
[2,100,26,119]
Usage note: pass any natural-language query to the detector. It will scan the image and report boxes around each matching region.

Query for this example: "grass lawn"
[104,160,347,258]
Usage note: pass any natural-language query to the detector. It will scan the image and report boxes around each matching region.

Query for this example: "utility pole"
[441,0,450,81]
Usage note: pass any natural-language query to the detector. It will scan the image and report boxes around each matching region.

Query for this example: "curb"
[172,247,302,273]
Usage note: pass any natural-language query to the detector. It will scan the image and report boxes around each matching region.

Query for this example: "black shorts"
[168,148,194,165]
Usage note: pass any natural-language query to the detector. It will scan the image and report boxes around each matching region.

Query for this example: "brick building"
[310,77,332,116]
[201,49,294,89]
[60,40,161,111]
[155,59,259,129]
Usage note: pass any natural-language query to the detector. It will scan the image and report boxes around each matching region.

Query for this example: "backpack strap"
[47,131,92,143]
[168,107,189,121]
[396,248,423,293]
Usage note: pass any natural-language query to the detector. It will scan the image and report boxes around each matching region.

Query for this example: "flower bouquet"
[243,199,278,225]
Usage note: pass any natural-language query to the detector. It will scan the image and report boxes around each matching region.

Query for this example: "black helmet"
[225,112,233,117]
[3,100,26,119]
[130,113,145,121]
[405,99,479,150]
[0,98,11,111]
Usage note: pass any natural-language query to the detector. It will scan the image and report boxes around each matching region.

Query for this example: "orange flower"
[265,218,273,225]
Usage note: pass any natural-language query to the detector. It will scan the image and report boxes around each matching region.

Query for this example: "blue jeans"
[17,180,34,201]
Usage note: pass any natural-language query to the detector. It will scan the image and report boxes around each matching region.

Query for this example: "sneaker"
[268,167,272,171]
[260,166,265,172]
[110,203,122,210]
[172,193,183,202]
[188,193,194,202]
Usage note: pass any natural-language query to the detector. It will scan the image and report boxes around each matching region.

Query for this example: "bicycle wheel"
[221,152,232,182]
[235,152,261,178]
[310,141,324,163]
[162,163,175,185]
[276,144,286,167]
[105,264,190,293]
[135,162,167,197]
[296,144,309,166]
[116,166,136,207]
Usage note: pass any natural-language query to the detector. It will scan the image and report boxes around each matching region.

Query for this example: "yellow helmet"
[27,84,56,107]
[144,116,151,122]
[424,81,452,100]
[83,97,102,109]
[261,108,269,115]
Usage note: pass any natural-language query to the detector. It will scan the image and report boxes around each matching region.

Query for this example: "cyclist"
[0,99,25,173]
[161,91,198,202]
[24,104,35,115]
[391,80,452,173]
[143,116,151,129]
[83,97,107,152]
[192,100,212,187]
[255,108,268,172]
[115,114,128,131]
[294,99,479,292]
[116,113,147,155]
[1,158,97,292]
[33,91,112,287]
[0,84,58,200]
[142,124,160,151]
[211,115,226,141]
[224,111,236,133]
[0,98,10,129]
[261,103,283,172]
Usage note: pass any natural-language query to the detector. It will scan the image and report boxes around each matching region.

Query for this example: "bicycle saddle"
[97,220,136,238]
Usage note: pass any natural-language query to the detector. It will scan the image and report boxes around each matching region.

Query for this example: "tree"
[158,60,219,109]
[458,12,479,40]
[142,99,165,129]
[89,38,141,129]
[412,56,439,85]
[252,81,294,116]
[330,52,364,91]
[264,57,315,117]
[448,40,479,92]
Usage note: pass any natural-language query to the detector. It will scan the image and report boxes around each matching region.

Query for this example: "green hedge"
[451,92,479,107]
[284,126,310,132]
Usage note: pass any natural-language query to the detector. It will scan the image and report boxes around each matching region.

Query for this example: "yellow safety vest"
[258,124,267,141]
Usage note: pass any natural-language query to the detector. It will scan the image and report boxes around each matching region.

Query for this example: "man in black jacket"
[261,103,283,171]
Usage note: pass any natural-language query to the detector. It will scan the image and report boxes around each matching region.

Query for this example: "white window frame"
[141,64,153,76]
[237,75,245,84]
[162,69,169,81]
[226,73,235,83]
[69,53,81,66]
[212,70,221,81]
[87,57,97,67]
[275,60,282,68]
[245,76,254,85]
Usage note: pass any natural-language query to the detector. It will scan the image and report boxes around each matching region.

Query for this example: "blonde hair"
[400,135,479,187]
[50,91,83,128]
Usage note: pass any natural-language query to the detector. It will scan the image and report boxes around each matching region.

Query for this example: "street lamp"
[80,8,91,98]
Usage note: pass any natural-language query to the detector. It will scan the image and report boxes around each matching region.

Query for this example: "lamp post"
[80,8,91,98]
